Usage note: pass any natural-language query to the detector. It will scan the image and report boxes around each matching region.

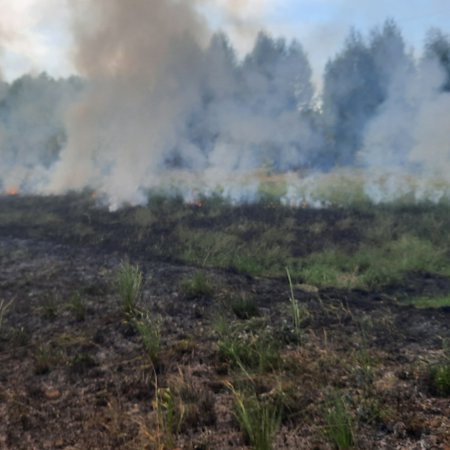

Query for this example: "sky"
[0,0,449,82]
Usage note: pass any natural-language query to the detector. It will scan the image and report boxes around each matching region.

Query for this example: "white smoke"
[43,0,320,208]
[1,1,450,208]
[47,0,209,207]
[360,58,450,203]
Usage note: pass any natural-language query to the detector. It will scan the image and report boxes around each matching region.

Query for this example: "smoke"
[1,1,450,208]
[47,0,209,208]
[45,0,321,209]
[359,57,450,203]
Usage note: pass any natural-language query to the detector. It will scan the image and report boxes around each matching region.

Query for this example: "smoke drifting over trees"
[0,0,450,207]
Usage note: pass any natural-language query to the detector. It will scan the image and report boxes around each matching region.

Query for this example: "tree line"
[0,19,449,175]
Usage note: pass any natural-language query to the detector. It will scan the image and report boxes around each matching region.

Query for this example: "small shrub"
[325,394,355,450]
[117,261,143,315]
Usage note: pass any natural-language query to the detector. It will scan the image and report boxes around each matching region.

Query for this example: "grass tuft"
[134,310,161,364]
[0,299,13,332]
[215,318,281,373]
[427,364,450,396]
[286,267,309,340]
[325,394,355,449]
[181,272,214,299]
[427,340,450,396]
[116,261,143,315]
[231,294,259,320]
[67,292,87,321]
[227,382,281,450]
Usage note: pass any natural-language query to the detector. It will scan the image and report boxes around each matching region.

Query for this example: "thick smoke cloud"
[1,1,450,207]
[47,0,210,208]
[47,0,320,208]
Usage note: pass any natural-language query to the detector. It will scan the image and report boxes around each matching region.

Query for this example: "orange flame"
[6,187,19,196]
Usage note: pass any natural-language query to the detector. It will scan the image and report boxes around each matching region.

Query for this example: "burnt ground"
[0,195,449,449]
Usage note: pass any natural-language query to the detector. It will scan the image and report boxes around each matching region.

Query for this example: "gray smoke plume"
[45,0,321,209]
[1,1,450,208]
[47,0,210,208]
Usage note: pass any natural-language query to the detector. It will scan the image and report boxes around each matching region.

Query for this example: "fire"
[6,187,19,196]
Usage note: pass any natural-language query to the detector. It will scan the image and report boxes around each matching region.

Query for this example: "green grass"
[228,382,281,450]
[296,235,448,289]
[215,318,281,373]
[178,226,291,277]
[134,311,161,364]
[181,272,214,299]
[428,364,450,396]
[286,267,309,340]
[407,295,450,309]
[324,394,355,449]
[426,339,450,397]
[231,294,259,320]
[116,261,143,315]
[67,292,87,321]
[6,194,450,294]
[172,201,450,287]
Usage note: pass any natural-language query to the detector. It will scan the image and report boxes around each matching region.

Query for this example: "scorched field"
[0,194,449,449]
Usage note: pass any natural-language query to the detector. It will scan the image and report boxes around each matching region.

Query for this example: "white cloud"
[1,0,449,80]
[0,0,72,79]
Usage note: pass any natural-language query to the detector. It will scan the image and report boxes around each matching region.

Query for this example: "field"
[0,193,449,449]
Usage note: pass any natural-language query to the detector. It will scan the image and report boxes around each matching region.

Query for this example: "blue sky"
[1,0,450,81]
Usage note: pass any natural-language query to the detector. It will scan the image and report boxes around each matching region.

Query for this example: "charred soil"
[0,195,449,449]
